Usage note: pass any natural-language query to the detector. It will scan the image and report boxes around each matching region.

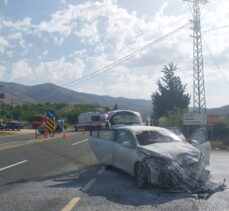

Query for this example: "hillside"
[207,105,229,116]
[0,82,152,117]
[1,82,228,118]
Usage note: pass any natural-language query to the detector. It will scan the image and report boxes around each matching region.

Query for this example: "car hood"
[139,142,201,164]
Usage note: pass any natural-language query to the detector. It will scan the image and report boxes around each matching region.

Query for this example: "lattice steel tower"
[184,0,208,113]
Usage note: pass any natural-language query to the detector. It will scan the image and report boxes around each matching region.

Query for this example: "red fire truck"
[31,115,46,129]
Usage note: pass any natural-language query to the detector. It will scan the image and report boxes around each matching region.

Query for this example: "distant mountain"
[1,82,228,118]
[207,105,229,116]
[0,82,152,117]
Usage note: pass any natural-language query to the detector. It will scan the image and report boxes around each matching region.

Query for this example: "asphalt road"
[0,132,228,211]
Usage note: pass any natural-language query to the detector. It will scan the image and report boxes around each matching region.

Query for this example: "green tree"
[152,63,190,120]
[112,103,119,110]
[159,108,188,129]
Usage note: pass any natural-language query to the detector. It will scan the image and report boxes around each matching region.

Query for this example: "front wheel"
[135,162,148,188]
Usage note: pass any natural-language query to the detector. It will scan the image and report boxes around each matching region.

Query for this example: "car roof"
[107,110,140,115]
[114,125,168,132]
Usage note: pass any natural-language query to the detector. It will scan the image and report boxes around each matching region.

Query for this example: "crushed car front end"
[141,154,209,191]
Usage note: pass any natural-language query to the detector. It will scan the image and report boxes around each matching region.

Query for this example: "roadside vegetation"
[0,102,110,125]
[151,63,229,148]
[151,63,190,126]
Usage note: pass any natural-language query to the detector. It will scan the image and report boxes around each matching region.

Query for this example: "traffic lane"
[210,150,229,180]
[0,135,97,211]
[1,154,227,211]
[0,133,35,145]
[0,166,101,211]
[0,133,96,187]
[0,150,228,211]
[51,150,229,210]
[0,129,79,145]
[0,131,87,151]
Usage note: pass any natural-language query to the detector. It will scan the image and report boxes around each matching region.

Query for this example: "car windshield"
[109,112,142,125]
[135,129,182,146]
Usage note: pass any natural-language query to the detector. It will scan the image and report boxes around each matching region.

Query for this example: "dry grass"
[0,131,13,136]
[211,140,229,151]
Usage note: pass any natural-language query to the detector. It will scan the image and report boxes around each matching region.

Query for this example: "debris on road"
[142,155,227,199]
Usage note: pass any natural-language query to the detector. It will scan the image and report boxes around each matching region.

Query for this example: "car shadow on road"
[3,164,191,206]
[47,165,191,207]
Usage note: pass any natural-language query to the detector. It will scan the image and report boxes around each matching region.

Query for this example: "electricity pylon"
[184,0,208,113]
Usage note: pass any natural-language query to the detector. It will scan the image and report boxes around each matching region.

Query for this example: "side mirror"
[105,120,110,128]
[191,139,199,146]
[122,141,133,148]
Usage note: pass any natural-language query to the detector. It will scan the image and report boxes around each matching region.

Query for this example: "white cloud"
[11,59,33,80]
[4,0,8,6]
[60,0,67,5]
[0,65,6,79]
[1,17,33,32]
[10,56,85,84]
[35,57,84,83]
[0,0,229,108]
[0,36,8,53]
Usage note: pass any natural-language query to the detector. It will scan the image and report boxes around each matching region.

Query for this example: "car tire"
[104,165,113,170]
[135,162,148,188]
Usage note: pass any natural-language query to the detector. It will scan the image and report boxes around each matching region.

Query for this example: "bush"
[210,119,229,145]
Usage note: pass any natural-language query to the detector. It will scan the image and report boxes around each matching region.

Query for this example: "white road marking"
[71,139,88,146]
[82,178,97,192]
[0,160,28,171]
[61,197,80,211]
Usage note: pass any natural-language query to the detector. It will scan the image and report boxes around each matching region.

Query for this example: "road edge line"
[0,160,28,171]
[71,139,88,146]
[61,197,80,211]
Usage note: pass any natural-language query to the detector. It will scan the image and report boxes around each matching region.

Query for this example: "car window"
[91,130,99,138]
[109,111,142,126]
[191,128,207,144]
[91,116,100,122]
[135,130,180,146]
[91,130,114,140]
[98,130,115,141]
[115,130,134,145]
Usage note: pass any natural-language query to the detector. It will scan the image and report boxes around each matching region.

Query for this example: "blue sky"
[0,0,229,108]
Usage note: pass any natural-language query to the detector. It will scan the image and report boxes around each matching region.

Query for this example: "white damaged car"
[89,126,211,190]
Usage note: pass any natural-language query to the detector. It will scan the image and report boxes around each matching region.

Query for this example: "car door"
[88,130,115,165]
[112,129,138,175]
[190,128,211,165]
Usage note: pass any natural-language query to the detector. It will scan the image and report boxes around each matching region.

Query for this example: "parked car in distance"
[0,122,7,130]
[88,126,210,189]
[3,121,24,131]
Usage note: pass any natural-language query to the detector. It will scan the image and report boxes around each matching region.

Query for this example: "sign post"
[46,110,55,138]
[208,115,218,140]
[183,113,207,137]
[183,113,207,126]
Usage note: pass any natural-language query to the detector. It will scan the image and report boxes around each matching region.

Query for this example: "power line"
[203,24,229,33]
[203,38,229,85]
[65,23,190,88]
[30,22,190,97]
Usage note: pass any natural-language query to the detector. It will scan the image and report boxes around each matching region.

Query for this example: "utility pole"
[184,0,208,113]
[0,85,5,120]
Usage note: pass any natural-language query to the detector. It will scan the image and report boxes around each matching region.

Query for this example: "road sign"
[183,113,207,126]
[208,115,218,126]
[46,118,55,132]
[46,110,55,119]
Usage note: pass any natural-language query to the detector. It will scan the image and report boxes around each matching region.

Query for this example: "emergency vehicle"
[74,112,108,131]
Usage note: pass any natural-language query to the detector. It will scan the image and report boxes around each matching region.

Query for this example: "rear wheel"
[104,164,113,170]
[135,162,148,188]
